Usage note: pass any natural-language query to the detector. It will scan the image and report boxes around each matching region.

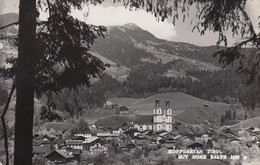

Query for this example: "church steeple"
[155,98,160,107]
[153,99,173,132]
[166,100,170,108]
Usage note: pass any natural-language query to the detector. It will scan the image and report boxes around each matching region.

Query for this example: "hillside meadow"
[109,92,243,124]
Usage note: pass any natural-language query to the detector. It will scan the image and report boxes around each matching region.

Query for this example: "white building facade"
[153,99,172,132]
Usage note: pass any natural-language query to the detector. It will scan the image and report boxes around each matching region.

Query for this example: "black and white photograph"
[0,0,260,164]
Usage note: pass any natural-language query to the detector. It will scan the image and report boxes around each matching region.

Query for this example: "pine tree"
[233,110,236,120]
[1,0,106,164]
[244,111,248,120]
[221,114,225,126]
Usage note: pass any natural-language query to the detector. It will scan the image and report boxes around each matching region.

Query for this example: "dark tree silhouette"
[1,0,107,164]
[233,110,236,120]
[244,111,248,120]
[220,114,225,126]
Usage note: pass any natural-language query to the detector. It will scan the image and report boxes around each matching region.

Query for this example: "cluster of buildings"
[32,99,174,163]
[32,99,260,164]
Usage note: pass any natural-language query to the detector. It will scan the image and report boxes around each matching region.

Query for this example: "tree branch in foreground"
[1,82,16,165]
[0,35,18,40]
[0,22,19,30]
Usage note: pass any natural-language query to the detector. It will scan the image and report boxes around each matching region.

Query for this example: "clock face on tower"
[163,114,166,121]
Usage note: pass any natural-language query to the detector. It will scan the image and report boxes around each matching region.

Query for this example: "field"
[41,122,77,131]
[109,92,240,124]
[91,52,130,82]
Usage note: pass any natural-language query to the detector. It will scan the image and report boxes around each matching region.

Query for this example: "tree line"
[49,63,260,120]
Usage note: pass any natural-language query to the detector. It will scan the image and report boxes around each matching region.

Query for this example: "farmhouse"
[45,150,75,164]
[74,128,95,139]
[66,140,84,150]
[84,137,108,154]
[117,141,136,151]
[33,145,51,156]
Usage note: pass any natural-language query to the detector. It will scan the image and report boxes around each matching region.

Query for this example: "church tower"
[153,99,172,132]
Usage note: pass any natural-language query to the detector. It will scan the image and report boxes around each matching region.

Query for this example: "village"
[31,99,260,164]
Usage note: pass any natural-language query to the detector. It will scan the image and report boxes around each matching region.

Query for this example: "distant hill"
[109,92,242,124]
[91,52,130,82]
[0,14,226,80]
[94,116,131,128]
[0,13,18,36]
[91,23,223,78]
[41,122,77,131]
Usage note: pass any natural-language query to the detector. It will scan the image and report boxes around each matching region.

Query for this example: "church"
[153,99,172,132]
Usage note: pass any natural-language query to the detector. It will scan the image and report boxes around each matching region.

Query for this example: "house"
[222,127,234,134]
[124,129,140,138]
[134,123,153,132]
[74,136,86,141]
[165,137,176,144]
[133,134,147,140]
[252,128,260,134]
[53,135,65,149]
[133,134,148,146]
[96,125,104,131]
[66,140,84,150]
[247,127,255,132]
[158,137,167,144]
[84,137,108,154]
[120,106,129,112]
[135,140,147,146]
[142,130,156,137]
[64,148,81,162]
[33,139,51,147]
[45,150,75,164]
[33,145,51,156]
[33,134,53,147]
[74,128,95,139]
[158,131,170,137]
[134,115,153,131]
[194,133,211,142]
[97,131,112,137]
[117,141,136,151]
[111,104,119,109]
[153,136,164,144]
[122,122,134,131]
[111,126,123,134]
[187,142,203,149]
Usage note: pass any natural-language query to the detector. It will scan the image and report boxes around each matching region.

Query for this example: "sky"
[0,0,260,46]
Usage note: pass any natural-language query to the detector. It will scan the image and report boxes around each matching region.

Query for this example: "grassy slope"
[110,92,234,124]
[230,116,260,129]
[94,115,131,127]
[0,97,44,127]
[82,107,117,124]
[91,52,130,82]
[41,122,77,131]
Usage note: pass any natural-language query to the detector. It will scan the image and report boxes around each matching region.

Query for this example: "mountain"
[90,23,225,80]
[0,13,223,80]
[91,23,224,66]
